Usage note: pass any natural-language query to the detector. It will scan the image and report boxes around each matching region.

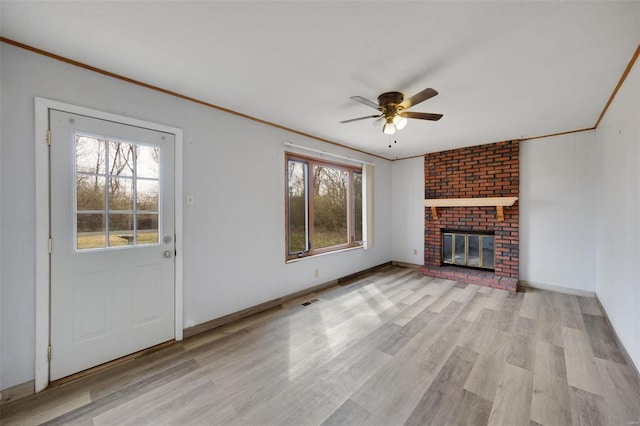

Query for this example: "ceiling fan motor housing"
[377,91,405,117]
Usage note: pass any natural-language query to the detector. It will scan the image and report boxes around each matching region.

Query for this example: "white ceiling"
[2,1,639,160]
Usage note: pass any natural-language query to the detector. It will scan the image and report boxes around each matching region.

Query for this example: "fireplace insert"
[442,231,495,270]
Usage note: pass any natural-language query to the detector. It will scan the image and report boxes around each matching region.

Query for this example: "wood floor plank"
[487,363,533,426]
[3,266,638,426]
[530,369,572,425]
[556,293,586,331]
[534,340,567,381]
[568,386,605,426]
[463,329,512,401]
[594,357,640,425]
[506,334,536,371]
[398,276,435,306]
[519,290,541,320]
[582,312,627,364]
[462,290,491,322]
[351,302,467,425]
[392,293,437,327]
[562,326,602,395]
[576,296,602,316]
[45,360,201,425]
[0,388,91,426]
[485,287,509,311]
[404,345,479,425]
[320,398,371,426]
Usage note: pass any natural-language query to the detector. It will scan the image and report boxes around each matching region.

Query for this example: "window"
[286,153,363,259]
[75,133,160,250]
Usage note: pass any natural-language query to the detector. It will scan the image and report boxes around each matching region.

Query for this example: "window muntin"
[75,134,160,250]
[286,153,362,259]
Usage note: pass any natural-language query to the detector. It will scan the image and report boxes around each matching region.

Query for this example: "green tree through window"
[286,154,362,259]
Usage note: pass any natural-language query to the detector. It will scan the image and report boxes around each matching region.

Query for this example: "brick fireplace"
[419,140,520,291]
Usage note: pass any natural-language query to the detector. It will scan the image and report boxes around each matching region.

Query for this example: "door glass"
[108,141,134,176]
[137,145,160,179]
[108,177,134,210]
[137,214,159,245]
[76,213,106,250]
[109,214,134,247]
[75,134,161,250]
[137,180,159,211]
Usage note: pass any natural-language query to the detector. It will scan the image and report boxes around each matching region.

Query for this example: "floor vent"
[301,298,319,306]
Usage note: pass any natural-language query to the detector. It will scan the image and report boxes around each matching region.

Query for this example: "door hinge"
[47,345,52,361]
[47,129,51,146]
[48,238,52,254]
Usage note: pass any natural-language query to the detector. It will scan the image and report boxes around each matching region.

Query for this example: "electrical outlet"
[314,269,320,278]
[413,249,418,255]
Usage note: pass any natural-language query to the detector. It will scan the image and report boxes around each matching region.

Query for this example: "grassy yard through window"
[77,232,159,250]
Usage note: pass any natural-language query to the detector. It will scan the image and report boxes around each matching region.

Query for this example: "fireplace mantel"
[424,196,518,221]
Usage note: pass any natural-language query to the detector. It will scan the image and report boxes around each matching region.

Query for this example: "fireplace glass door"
[442,232,494,270]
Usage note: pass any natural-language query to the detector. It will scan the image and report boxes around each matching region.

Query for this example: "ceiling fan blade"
[401,88,438,109]
[403,111,443,121]
[350,96,380,110]
[340,114,382,124]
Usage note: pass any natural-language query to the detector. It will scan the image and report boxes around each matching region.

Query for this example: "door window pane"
[109,214,135,247]
[137,179,159,211]
[77,175,105,211]
[137,145,159,179]
[108,177,134,211]
[313,165,348,249]
[77,213,106,250]
[137,214,159,245]
[108,141,134,177]
[76,137,106,174]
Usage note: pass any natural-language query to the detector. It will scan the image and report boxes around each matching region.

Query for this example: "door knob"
[164,250,173,258]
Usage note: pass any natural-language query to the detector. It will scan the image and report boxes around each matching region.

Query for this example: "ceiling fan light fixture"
[382,118,396,135]
[393,114,408,130]
[373,116,385,130]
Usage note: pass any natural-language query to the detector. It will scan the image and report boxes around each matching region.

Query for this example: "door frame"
[34,97,184,392]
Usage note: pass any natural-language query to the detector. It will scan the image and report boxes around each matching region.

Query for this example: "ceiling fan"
[340,88,443,135]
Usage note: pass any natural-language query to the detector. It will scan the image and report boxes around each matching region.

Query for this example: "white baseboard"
[518,280,596,298]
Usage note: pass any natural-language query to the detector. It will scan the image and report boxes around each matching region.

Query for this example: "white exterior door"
[49,110,175,380]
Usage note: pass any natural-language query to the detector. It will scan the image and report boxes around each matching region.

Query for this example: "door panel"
[50,110,175,380]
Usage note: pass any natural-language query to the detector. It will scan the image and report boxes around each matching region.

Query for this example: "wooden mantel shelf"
[424,197,518,221]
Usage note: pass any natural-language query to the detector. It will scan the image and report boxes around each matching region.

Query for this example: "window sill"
[285,245,364,264]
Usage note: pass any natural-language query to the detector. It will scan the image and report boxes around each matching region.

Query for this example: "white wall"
[519,131,596,293]
[391,157,425,265]
[593,56,640,371]
[0,43,392,390]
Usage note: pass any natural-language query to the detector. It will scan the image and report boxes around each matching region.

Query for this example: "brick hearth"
[420,140,520,291]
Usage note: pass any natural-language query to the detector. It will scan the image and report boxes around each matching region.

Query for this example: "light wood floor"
[2,265,639,425]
